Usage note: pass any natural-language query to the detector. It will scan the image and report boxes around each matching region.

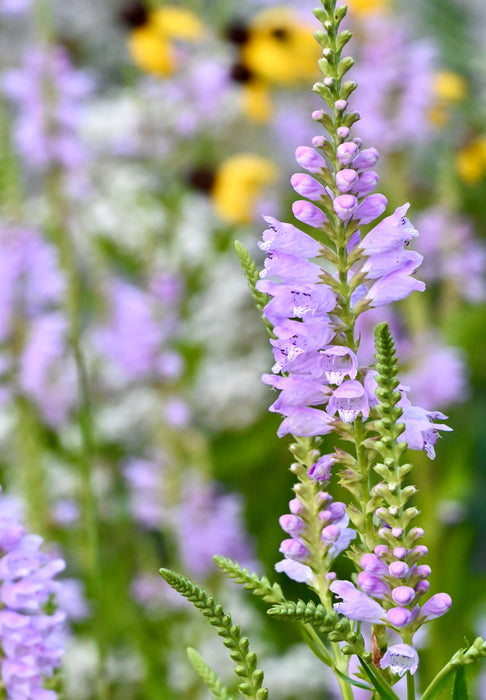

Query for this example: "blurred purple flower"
[2,46,93,180]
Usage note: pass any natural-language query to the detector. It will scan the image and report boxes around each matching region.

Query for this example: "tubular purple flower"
[366,260,426,307]
[276,407,334,438]
[361,250,423,281]
[330,580,385,624]
[320,346,358,385]
[380,644,419,677]
[259,217,322,257]
[327,380,369,422]
[275,559,313,583]
[292,200,327,228]
[360,204,418,255]
[260,251,322,284]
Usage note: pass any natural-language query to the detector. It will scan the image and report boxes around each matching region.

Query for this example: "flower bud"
[290,173,325,201]
[295,146,326,173]
[336,169,358,193]
[336,142,359,165]
[392,586,415,605]
[333,194,358,220]
[387,606,413,628]
[292,200,326,228]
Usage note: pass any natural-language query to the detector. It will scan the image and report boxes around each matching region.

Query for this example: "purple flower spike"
[330,580,385,624]
[308,454,335,482]
[295,146,326,173]
[335,169,359,193]
[292,200,327,228]
[380,644,419,677]
[419,593,452,621]
[327,380,369,422]
[387,606,413,628]
[290,173,325,200]
[356,193,388,224]
[336,142,359,165]
[334,194,358,221]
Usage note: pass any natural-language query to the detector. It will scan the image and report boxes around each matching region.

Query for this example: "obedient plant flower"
[2,46,92,178]
[250,0,452,690]
[0,489,66,700]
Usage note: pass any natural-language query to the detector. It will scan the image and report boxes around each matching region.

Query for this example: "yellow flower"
[240,82,273,123]
[456,137,486,184]
[127,6,204,77]
[429,70,467,127]
[434,71,467,102]
[346,0,389,17]
[241,8,320,86]
[211,154,278,225]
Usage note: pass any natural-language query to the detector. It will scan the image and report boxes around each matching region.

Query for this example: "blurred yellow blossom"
[128,6,204,76]
[456,137,486,184]
[212,154,278,224]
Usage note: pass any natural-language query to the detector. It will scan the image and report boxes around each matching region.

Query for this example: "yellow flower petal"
[456,137,486,184]
[434,71,467,102]
[128,28,173,76]
[212,154,279,224]
[242,8,320,86]
[241,82,273,123]
[150,7,205,41]
[346,0,389,16]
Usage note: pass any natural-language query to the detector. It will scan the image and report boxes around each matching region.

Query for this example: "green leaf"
[186,648,234,700]
[234,241,272,335]
[334,667,374,692]
[213,556,285,604]
[452,667,469,700]
[160,568,268,700]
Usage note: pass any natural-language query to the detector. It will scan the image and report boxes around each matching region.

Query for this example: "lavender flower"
[0,489,66,700]
[2,46,93,181]
[93,275,183,385]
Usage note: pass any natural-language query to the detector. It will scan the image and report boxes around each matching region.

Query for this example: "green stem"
[407,671,415,700]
